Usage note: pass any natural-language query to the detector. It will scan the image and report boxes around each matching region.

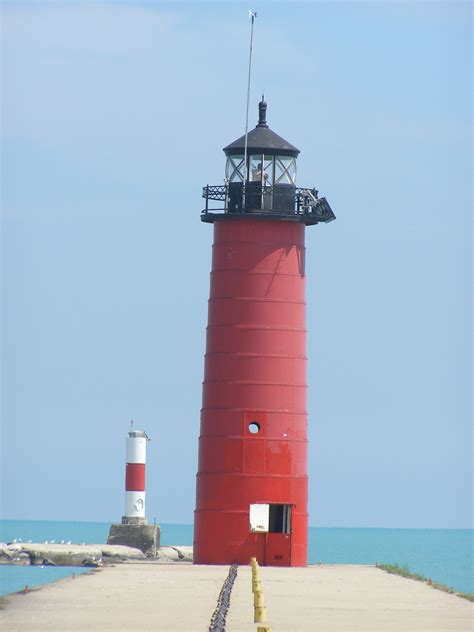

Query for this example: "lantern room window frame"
[225,154,296,186]
[274,156,296,185]
[225,155,245,182]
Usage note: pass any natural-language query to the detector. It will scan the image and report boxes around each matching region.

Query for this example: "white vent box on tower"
[249,503,269,533]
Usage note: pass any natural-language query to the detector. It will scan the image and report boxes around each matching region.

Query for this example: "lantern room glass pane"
[263,156,274,184]
[275,156,296,184]
[250,154,268,183]
[226,155,244,182]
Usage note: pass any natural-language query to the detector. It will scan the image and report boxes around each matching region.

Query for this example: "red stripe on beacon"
[123,422,149,524]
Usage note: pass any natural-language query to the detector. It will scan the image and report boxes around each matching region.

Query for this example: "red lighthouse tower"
[194,99,335,567]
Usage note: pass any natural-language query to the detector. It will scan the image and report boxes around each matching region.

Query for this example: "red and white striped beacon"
[123,421,149,525]
[108,421,159,554]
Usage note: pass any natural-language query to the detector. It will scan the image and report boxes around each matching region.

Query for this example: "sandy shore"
[1,563,472,631]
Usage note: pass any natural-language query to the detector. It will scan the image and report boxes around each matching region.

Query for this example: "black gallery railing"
[201,183,335,223]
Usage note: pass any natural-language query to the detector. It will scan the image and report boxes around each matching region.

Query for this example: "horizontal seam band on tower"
[206,325,307,332]
[196,472,309,480]
[210,269,306,276]
[194,508,310,512]
[208,298,307,305]
[193,509,248,514]
[198,436,308,443]
[201,407,308,414]
[212,242,306,249]
[194,514,307,521]
[204,352,307,360]
[196,471,308,478]
[203,380,307,387]
[193,513,309,522]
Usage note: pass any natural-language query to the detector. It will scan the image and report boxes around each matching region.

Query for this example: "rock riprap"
[155,546,193,563]
[1,543,143,567]
[0,543,193,567]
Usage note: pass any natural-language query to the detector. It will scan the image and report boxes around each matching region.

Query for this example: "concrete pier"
[1,563,471,631]
[228,565,472,631]
[107,522,160,556]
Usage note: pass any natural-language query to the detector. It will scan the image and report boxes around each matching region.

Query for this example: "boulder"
[0,544,14,565]
[100,545,146,560]
[10,544,103,567]
[156,546,193,563]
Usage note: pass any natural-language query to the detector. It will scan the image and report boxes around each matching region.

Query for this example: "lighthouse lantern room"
[194,99,335,567]
[202,98,335,223]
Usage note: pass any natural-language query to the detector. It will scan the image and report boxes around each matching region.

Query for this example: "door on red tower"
[250,503,292,566]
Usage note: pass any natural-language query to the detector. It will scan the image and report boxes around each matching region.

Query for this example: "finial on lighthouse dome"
[258,95,268,127]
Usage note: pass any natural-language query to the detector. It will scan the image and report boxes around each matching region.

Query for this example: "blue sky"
[1,1,472,528]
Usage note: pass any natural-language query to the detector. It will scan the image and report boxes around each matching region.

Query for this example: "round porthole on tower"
[248,422,261,434]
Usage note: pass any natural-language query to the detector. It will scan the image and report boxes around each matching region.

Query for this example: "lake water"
[1,520,472,596]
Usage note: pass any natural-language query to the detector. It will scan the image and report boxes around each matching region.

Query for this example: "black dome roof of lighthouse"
[223,98,300,158]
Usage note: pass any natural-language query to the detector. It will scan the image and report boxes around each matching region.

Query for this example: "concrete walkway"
[0,563,472,631]
[227,564,472,631]
[0,563,227,631]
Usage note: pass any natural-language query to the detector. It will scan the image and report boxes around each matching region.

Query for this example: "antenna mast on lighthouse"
[243,10,257,193]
